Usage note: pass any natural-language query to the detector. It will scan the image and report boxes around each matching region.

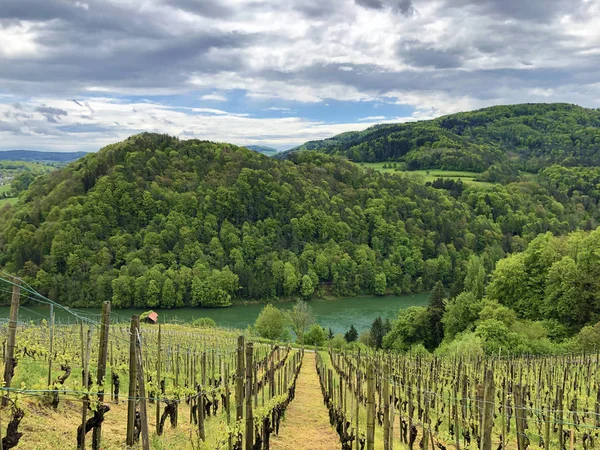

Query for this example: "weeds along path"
[271,352,340,450]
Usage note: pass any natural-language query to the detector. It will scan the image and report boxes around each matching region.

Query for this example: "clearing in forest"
[271,352,340,450]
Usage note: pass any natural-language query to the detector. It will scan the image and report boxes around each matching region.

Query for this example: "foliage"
[576,321,600,352]
[191,317,217,328]
[329,334,346,349]
[369,316,391,349]
[487,228,600,330]
[303,324,327,347]
[344,325,358,342]
[4,131,600,310]
[288,103,600,172]
[442,292,483,340]
[254,304,287,341]
[286,300,315,342]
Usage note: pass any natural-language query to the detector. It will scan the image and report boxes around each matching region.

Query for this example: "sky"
[0,0,599,152]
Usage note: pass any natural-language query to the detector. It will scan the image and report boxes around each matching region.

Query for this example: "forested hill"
[285,103,600,172]
[0,150,88,162]
[1,132,600,310]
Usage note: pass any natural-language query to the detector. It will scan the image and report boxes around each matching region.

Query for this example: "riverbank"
[0,294,429,334]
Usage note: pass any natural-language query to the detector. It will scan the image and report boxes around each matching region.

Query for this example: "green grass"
[0,184,11,194]
[359,163,494,187]
[0,196,17,207]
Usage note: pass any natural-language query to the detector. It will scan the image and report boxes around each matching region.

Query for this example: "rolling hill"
[0,150,88,162]
[2,132,600,309]
[284,103,600,173]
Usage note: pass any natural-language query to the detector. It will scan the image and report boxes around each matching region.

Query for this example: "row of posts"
[325,350,498,450]
[0,280,292,450]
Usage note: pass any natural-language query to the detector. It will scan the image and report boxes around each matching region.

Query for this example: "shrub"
[192,317,216,328]
[254,304,287,341]
[303,324,327,347]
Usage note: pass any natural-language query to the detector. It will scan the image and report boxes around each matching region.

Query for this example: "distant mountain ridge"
[0,150,88,162]
[282,103,600,173]
[243,145,279,156]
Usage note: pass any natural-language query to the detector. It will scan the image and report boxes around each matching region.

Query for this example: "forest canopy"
[1,128,600,313]
[287,103,600,172]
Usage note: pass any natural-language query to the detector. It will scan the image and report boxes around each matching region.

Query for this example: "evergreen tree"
[344,325,358,342]
[428,281,446,349]
[370,316,386,349]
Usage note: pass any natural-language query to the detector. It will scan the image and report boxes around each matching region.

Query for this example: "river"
[0,294,429,335]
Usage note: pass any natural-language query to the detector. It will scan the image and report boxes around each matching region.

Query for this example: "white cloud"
[200,94,227,101]
[0,0,598,149]
[358,115,387,121]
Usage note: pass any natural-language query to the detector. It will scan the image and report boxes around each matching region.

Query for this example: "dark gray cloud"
[170,0,234,18]
[35,106,68,123]
[294,0,346,19]
[443,0,583,22]
[355,0,415,15]
[398,40,464,69]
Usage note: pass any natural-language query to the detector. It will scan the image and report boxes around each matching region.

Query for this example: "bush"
[330,334,346,350]
[192,317,216,328]
[254,304,287,341]
[303,324,327,347]
[358,330,371,346]
[435,331,485,358]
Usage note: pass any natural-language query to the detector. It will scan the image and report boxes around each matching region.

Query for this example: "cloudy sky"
[0,0,599,152]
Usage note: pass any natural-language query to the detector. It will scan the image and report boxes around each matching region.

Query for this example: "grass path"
[271,352,340,450]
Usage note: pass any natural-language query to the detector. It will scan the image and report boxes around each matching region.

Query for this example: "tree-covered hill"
[1,132,600,309]
[285,103,600,172]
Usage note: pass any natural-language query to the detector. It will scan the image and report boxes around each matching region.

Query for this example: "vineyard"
[0,276,303,449]
[1,274,600,450]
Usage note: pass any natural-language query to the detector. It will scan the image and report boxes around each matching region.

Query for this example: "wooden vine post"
[126,315,139,446]
[134,327,150,450]
[92,301,111,450]
[156,323,162,435]
[2,279,20,407]
[367,362,375,450]
[383,363,390,450]
[245,342,254,450]
[80,328,92,450]
[514,385,526,450]
[47,303,54,387]
[480,366,495,450]
[236,336,245,423]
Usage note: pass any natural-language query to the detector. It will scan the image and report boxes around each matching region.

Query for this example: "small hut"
[141,310,159,324]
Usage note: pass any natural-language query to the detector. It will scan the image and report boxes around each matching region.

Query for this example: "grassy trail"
[271,352,340,450]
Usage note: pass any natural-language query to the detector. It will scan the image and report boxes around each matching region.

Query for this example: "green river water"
[0,294,428,335]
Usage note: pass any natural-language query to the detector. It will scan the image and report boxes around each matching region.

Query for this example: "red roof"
[147,311,158,323]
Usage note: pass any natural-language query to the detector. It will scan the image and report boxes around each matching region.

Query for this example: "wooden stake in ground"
[236,336,245,422]
[2,279,20,407]
[156,323,162,435]
[245,342,254,450]
[480,367,495,450]
[126,315,139,446]
[80,328,92,450]
[367,363,375,450]
[383,364,390,450]
[92,301,111,450]
[135,327,150,450]
[47,304,54,387]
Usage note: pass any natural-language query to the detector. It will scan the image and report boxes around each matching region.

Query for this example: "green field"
[0,196,17,207]
[359,162,493,187]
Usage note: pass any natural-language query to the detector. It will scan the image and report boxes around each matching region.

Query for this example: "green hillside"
[286,103,600,173]
[2,132,600,311]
